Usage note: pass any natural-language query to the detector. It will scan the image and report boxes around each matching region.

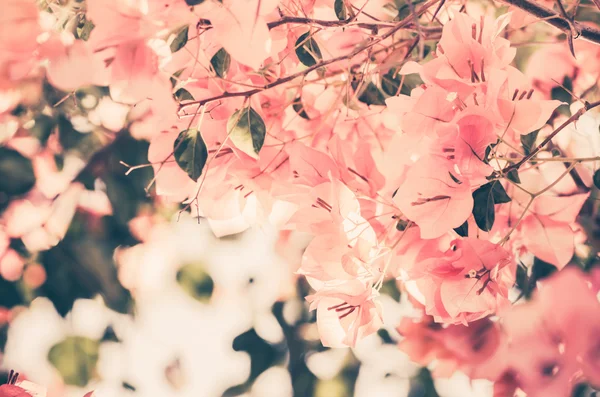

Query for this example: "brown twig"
[500,0,600,45]
[179,0,440,113]
[503,100,600,173]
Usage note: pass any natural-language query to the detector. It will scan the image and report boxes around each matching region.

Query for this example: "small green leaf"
[295,32,323,67]
[177,263,214,303]
[28,114,56,144]
[453,221,469,237]
[594,169,600,189]
[210,48,231,78]
[174,88,194,101]
[292,96,310,119]
[472,181,511,231]
[48,336,100,387]
[520,130,538,156]
[551,75,573,104]
[76,19,95,41]
[227,107,266,158]
[0,147,36,196]
[396,219,410,231]
[173,128,208,181]
[381,69,423,97]
[334,0,348,20]
[506,169,521,184]
[356,81,387,106]
[170,26,189,53]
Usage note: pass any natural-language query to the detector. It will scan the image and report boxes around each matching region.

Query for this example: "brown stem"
[499,0,600,44]
[503,100,600,173]
[179,0,440,113]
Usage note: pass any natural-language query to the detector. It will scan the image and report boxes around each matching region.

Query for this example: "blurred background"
[0,134,493,396]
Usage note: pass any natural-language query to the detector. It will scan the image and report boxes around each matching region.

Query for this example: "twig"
[179,0,440,113]
[500,0,600,44]
[503,100,600,173]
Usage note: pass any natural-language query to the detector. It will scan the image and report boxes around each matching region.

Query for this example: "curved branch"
[500,0,600,45]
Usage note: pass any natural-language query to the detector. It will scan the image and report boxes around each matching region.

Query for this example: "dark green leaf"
[356,82,386,106]
[177,263,214,303]
[185,0,204,4]
[174,87,194,101]
[492,181,511,204]
[409,368,440,397]
[453,221,469,237]
[76,19,95,41]
[48,336,99,387]
[210,48,231,78]
[170,26,189,52]
[377,329,395,344]
[381,69,423,97]
[0,147,36,196]
[173,128,208,182]
[594,169,600,189]
[58,115,86,151]
[227,107,267,157]
[551,75,573,104]
[472,181,511,231]
[39,229,133,316]
[506,169,521,184]
[334,0,348,20]
[292,96,310,119]
[295,32,323,67]
[520,130,538,156]
[396,219,409,231]
[380,279,401,302]
[28,114,55,144]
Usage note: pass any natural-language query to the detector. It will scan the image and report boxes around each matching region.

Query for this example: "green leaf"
[472,181,511,231]
[520,130,538,156]
[409,368,440,397]
[0,147,36,196]
[381,69,423,97]
[334,0,348,20]
[76,19,95,41]
[170,26,189,52]
[453,221,469,237]
[210,48,231,78]
[173,128,208,182]
[396,219,410,231]
[185,0,205,4]
[177,263,214,303]
[48,336,100,387]
[227,107,267,158]
[506,169,521,184]
[292,96,310,119]
[551,75,573,104]
[174,87,194,101]
[295,32,323,67]
[28,114,56,144]
[356,81,387,106]
[594,169,600,189]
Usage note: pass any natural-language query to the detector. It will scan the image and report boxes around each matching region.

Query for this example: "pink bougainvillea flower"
[0,371,46,397]
[394,155,474,239]
[496,267,600,396]
[203,0,272,70]
[397,315,502,378]
[411,238,515,324]
[306,280,383,348]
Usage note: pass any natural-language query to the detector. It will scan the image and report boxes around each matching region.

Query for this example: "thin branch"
[500,0,600,45]
[503,100,600,173]
[179,0,440,113]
